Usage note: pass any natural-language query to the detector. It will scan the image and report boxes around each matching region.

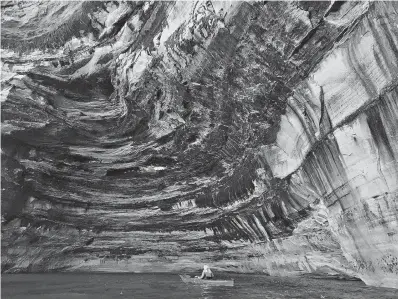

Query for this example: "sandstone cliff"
[1,1,397,288]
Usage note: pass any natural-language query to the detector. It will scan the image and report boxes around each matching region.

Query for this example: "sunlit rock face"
[1,0,397,288]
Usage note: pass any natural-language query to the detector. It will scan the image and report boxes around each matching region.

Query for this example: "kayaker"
[195,265,214,279]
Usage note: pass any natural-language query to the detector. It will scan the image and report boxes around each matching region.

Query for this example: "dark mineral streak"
[1,1,398,288]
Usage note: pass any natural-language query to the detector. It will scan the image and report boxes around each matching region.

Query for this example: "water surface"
[2,273,398,299]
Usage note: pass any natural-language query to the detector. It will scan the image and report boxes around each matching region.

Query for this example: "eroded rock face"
[1,1,397,288]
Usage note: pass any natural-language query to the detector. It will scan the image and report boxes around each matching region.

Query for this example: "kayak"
[179,274,234,287]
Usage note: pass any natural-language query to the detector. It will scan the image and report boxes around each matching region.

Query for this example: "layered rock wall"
[1,1,397,288]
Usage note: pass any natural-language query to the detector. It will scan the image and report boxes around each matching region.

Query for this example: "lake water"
[2,273,398,299]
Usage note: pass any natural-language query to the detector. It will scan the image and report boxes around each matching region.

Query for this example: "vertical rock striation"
[1,1,397,288]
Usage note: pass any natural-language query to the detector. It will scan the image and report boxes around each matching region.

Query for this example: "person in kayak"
[195,265,214,279]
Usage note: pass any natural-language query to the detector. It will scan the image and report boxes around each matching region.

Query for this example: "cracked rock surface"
[1,1,398,288]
